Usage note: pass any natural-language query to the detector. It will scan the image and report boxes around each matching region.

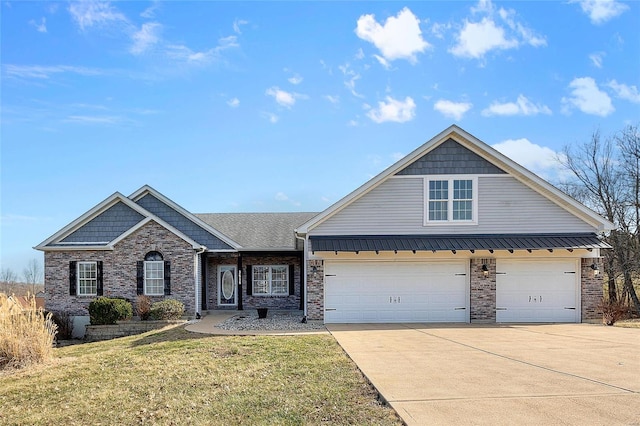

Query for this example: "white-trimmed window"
[425,177,477,224]
[77,261,97,296]
[144,261,164,296]
[253,265,288,295]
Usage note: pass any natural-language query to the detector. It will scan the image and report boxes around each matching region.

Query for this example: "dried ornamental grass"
[0,293,57,369]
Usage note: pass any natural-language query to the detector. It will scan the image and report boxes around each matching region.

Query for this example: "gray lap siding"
[44,221,196,316]
[206,254,302,311]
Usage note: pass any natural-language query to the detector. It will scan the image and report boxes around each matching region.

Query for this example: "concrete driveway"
[328,324,640,425]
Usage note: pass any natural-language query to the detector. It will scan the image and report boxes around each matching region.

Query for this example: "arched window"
[144,251,163,261]
[137,251,169,296]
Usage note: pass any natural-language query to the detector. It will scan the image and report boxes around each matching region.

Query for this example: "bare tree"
[0,267,19,284]
[560,125,640,315]
[22,258,43,294]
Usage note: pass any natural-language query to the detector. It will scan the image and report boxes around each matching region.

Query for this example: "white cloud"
[265,86,307,108]
[275,192,289,201]
[68,1,128,31]
[450,1,545,60]
[492,138,565,179]
[355,7,430,64]
[430,22,451,39]
[373,54,391,69]
[450,17,517,59]
[140,2,159,19]
[233,19,248,34]
[165,35,238,64]
[607,80,640,103]
[589,51,605,68]
[261,112,279,123]
[355,48,365,60]
[562,77,614,116]
[29,17,47,33]
[433,99,472,120]
[288,74,303,85]
[367,96,416,123]
[574,0,628,25]
[3,64,104,79]
[130,22,161,55]
[324,95,340,104]
[482,95,552,117]
[339,63,363,98]
[64,115,123,125]
[227,97,240,108]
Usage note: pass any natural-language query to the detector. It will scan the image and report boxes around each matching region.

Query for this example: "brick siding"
[44,221,197,317]
[470,258,496,323]
[581,258,604,323]
[306,259,324,320]
[205,254,302,311]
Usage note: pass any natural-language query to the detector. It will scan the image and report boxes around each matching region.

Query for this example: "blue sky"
[1,0,639,276]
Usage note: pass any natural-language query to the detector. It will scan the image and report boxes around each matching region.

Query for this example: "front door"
[218,265,237,306]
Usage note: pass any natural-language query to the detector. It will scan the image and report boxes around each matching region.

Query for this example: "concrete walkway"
[328,323,640,426]
[184,311,329,336]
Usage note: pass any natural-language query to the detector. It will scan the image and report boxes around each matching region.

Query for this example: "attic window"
[424,176,477,225]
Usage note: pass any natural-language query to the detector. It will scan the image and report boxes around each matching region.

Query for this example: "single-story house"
[36,125,612,335]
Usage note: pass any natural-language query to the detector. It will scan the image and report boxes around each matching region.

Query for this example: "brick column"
[470,258,496,323]
[581,258,603,323]
[307,259,324,320]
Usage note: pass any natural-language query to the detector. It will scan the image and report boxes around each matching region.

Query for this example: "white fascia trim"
[297,125,472,234]
[296,124,613,234]
[34,192,154,250]
[449,131,615,231]
[37,246,115,251]
[129,185,242,250]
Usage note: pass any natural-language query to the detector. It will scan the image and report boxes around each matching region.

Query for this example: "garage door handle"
[325,308,337,311]
[454,307,466,310]
[496,308,507,311]
[564,307,576,310]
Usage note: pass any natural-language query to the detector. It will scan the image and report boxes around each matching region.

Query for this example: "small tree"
[22,259,43,295]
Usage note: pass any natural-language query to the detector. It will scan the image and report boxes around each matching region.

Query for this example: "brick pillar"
[307,259,324,320]
[470,258,496,323]
[581,258,603,323]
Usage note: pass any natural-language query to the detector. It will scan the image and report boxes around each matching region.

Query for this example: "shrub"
[600,298,632,326]
[89,297,133,325]
[136,295,152,320]
[149,299,184,320]
[0,293,57,370]
[49,310,74,340]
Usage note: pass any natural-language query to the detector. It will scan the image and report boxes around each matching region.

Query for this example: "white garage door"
[496,259,579,323]
[324,261,468,323]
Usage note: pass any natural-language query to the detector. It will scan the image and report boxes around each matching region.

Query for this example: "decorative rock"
[215,311,325,332]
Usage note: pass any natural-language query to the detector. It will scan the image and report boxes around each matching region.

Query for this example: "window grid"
[426,178,475,223]
[77,262,97,296]
[253,265,288,296]
[453,179,473,220]
[144,261,164,296]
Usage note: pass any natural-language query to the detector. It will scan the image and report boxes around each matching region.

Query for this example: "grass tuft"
[0,293,57,370]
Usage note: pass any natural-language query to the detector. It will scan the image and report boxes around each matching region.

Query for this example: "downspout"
[295,232,308,318]
[194,246,206,318]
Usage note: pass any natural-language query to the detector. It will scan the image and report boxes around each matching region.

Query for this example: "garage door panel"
[496,260,579,323]
[324,261,468,323]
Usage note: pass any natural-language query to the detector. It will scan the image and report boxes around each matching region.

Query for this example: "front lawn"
[0,326,401,425]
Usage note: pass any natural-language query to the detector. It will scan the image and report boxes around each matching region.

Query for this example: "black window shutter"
[246,265,252,295]
[136,261,144,295]
[96,261,104,296]
[289,265,295,295]
[69,261,77,296]
[163,261,171,295]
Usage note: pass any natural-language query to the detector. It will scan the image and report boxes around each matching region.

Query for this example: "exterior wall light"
[590,262,600,276]
[482,264,489,277]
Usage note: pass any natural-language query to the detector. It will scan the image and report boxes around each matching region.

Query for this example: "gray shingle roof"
[309,234,610,253]
[196,212,319,250]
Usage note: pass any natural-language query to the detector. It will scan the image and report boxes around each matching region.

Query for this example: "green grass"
[0,326,401,425]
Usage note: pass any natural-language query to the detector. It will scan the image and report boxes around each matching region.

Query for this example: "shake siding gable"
[61,201,145,243]
[312,176,595,235]
[44,221,196,316]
